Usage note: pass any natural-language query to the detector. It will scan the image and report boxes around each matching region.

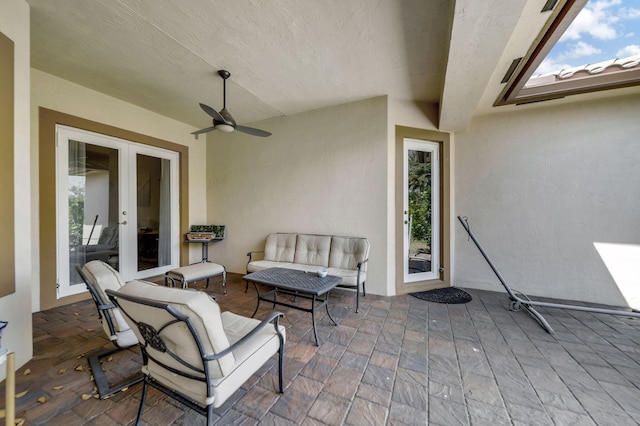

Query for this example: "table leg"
[311,294,319,346]
[273,288,278,310]
[250,281,261,318]
[325,291,338,326]
[201,242,209,262]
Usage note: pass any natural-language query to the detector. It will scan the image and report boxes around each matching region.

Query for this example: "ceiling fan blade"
[235,125,272,137]
[191,126,217,135]
[199,103,225,122]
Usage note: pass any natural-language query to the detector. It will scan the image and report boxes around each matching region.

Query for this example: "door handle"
[119,220,127,225]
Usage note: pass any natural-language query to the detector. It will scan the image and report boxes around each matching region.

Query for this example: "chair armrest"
[357,258,369,270]
[204,311,284,361]
[97,302,117,311]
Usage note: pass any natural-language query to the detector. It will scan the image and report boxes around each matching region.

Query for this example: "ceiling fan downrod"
[218,70,230,109]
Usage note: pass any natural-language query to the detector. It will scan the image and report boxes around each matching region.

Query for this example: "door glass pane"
[407,149,433,275]
[136,154,171,271]
[68,141,120,286]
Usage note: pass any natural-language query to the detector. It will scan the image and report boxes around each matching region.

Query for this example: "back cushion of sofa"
[294,234,331,267]
[264,233,297,262]
[329,237,370,271]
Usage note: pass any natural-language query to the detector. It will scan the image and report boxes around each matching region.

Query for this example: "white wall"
[0,0,32,377]
[206,97,389,296]
[31,69,209,310]
[455,94,640,307]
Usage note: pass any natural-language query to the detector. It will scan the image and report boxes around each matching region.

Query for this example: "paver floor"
[1,273,639,425]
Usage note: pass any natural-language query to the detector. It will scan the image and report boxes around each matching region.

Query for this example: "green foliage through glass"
[408,150,432,253]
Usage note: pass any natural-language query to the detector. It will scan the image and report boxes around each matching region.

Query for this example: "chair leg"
[207,404,215,426]
[355,283,360,313]
[87,346,143,399]
[277,322,285,393]
[222,268,227,294]
[135,377,149,426]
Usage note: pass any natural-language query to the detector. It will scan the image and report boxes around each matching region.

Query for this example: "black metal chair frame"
[75,265,144,399]
[105,289,285,426]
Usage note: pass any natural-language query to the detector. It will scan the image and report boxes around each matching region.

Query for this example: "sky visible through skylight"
[535,0,640,75]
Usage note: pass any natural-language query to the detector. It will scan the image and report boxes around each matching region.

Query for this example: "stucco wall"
[206,96,389,296]
[455,94,640,307]
[0,0,32,376]
[30,69,209,311]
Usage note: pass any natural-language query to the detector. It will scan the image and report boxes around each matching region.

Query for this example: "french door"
[403,138,440,282]
[56,125,180,298]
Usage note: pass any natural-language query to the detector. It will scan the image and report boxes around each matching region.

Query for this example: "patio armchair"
[105,279,286,425]
[76,260,145,399]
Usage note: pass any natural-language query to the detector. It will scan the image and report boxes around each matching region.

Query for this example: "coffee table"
[243,268,340,346]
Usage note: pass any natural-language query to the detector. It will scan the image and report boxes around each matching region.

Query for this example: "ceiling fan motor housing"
[218,108,236,127]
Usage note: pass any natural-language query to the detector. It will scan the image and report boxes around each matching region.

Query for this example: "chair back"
[97,225,119,248]
[78,260,137,348]
[106,280,236,403]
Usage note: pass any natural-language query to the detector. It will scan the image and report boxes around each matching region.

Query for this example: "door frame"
[395,126,451,295]
[39,108,190,310]
[55,125,181,298]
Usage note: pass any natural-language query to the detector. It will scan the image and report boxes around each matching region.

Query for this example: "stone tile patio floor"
[1,273,640,425]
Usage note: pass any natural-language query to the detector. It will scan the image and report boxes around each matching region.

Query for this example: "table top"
[243,268,341,296]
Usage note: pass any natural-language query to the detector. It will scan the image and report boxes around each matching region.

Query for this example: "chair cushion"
[326,267,366,286]
[211,311,286,407]
[264,233,297,262]
[81,261,133,341]
[247,260,296,273]
[167,262,225,283]
[116,280,235,379]
[328,237,370,273]
[294,234,331,267]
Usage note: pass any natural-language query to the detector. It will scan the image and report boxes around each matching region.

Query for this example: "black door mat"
[410,287,472,304]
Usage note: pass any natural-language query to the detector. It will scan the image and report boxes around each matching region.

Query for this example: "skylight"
[532,0,640,80]
[496,0,640,106]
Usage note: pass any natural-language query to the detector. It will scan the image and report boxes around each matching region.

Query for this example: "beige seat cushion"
[81,261,138,347]
[247,260,296,273]
[167,262,225,283]
[212,311,285,407]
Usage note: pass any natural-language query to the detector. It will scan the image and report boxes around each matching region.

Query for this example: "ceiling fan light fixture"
[216,123,234,132]
[192,70,271,138]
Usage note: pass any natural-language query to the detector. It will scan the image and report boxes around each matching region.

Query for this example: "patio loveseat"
[247,233,370,312]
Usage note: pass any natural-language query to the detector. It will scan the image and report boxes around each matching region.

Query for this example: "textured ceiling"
[26,0,452,129]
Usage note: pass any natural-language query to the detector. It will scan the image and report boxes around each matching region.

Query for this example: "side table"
[0,348,15,426]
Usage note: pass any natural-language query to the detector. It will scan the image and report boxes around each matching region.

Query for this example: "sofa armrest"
[246,250,265,262]
[357,258,368,285]
[246,250,265,273]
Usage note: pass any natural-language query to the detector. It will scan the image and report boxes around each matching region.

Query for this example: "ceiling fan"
[191,70,272,138]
